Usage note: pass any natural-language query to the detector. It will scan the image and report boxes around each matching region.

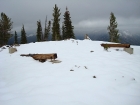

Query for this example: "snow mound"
[0,40,140,105]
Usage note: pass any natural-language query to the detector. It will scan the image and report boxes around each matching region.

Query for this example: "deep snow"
[0,39,140,105]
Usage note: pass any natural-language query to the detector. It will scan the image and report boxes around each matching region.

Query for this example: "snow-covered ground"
[0,39,140,105]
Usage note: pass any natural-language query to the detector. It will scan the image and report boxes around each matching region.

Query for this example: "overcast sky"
[0,0,140,35]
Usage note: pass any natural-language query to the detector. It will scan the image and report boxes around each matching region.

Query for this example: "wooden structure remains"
[20,53,57,62]
[101,44,130,48]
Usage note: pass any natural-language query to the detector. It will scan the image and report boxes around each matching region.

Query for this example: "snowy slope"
[0,40,140,105]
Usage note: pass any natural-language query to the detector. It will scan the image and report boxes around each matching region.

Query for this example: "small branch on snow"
[84,66,88,69]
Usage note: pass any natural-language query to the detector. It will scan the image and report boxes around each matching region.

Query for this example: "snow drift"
[0,39,140,105]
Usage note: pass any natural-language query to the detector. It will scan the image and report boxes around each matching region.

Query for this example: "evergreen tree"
[20,25,27,44]
[107,12,119,43]
[52,4,61,41]
[0,12,13,46]
[63,7,75,39]
[36,20,43,42]
[44,16,47,41]
[44,16,51,41]
[62,23,66,40]
[14,31,18,44]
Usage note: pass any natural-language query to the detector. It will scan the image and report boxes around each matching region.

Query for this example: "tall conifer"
[14,31,18,44]
[0,12,13,45]
[63,7,75,39]
[44,16,47,41]
[107,12,119,43]
[44,16,51,41]
[20,25,27,44]
[62,23,65,40]
[36,20,43,42]
[52,4,61,41]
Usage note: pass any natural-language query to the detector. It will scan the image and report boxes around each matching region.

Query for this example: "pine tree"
[47,21,51,39]
[44,16,47,41]
[20,25,27,44]
[44,16,51,41]
[62,23,66,40]
[14,31,18,44]
[36,20,43,42]
[0,12,13,46]
[63,7,75,39]
[52,4,61,41]
[107,12,119,43]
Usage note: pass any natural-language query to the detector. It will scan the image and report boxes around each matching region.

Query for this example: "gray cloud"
[0,0,140,35]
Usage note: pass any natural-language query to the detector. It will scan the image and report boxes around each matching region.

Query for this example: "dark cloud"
[0,0,140,35]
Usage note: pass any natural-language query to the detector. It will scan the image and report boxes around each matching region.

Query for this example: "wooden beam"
[20,53,57,62]
[101,44,130,48]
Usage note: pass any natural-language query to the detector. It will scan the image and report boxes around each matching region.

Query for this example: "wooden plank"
[101,44,130,48]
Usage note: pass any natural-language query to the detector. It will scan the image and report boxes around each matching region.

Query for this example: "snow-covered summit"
[0,40,140,105]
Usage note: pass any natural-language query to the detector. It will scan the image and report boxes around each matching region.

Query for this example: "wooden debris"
[84,66,88,69]
[20,53,57,62]
[70,69,74,71]
[101,43,130,48]
[93,76,96,78]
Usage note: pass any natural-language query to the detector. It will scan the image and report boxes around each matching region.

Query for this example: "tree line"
[0,4,75,45]
[0,4,119,46]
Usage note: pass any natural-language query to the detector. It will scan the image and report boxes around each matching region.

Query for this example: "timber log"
[20,53,57,62]
[101,44,130,48]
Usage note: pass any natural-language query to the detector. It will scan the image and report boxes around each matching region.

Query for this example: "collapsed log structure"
[101,43,130,48]
[20,53,57,62]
